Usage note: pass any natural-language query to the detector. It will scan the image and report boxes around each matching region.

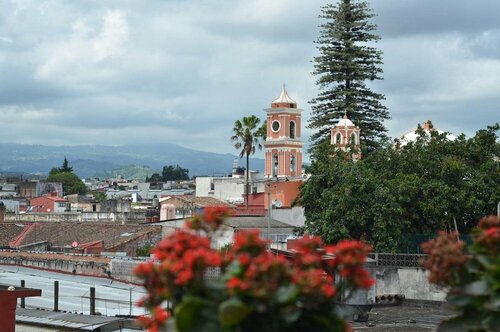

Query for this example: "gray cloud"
[0,0,498,160]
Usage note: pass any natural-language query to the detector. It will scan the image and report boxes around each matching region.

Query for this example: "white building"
[195,171,266,204]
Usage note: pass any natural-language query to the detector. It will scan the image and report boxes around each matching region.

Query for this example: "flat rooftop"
[352,301,454,331]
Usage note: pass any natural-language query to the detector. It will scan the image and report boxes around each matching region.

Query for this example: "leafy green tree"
[59,156,73,173]
[47,172,87,195]
[162,165,190,181]
[47,158,86,195]
[149,173,162,183]
[309,0,389,153]
[299,124,500,252]
[231,116,266,209]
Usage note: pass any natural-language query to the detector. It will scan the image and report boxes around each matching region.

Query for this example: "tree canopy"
[298,124,500,252]
[309,0,389,153]
[47,158,86,195]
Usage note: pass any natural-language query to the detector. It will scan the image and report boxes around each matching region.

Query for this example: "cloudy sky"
[0,0,498,158]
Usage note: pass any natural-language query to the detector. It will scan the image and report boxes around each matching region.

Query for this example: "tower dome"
[271,85,297,109]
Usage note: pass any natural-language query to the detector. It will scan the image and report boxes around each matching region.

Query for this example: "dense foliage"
[231,115,266,208]
[47,158,86,195]
[309,0,389,153]
[147,164,190,182]
[299,124,500,252]
[420,216,500,331]
[134,207,374,332]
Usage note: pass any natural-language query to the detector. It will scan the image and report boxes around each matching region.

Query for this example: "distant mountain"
[0,142,264,179]
[94,165,158,181]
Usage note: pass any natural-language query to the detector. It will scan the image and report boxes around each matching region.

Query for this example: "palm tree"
[231,116,266,209]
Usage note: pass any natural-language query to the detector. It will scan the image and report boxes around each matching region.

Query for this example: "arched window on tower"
[335,133,342,145]
[289,121,296,139]
[350,133,357,145]
[272,154,278,177]
[290,155,296,173]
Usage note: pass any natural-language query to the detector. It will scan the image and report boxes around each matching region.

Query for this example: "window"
[271,121,280,132]
[290,155,296,173]
[289,121,296,139]
[273,154,278,177]
[335,133,342,144]
[350,133,357,145]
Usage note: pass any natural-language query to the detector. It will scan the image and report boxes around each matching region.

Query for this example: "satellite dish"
[273,199,283,208]
[71,241,78,248]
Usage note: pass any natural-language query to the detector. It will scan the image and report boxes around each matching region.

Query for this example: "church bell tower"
[264,85,303,178]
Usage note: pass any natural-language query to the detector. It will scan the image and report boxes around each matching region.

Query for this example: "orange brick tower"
[331,114,362,161]
[264,86,303,209]
[264,85,303,178]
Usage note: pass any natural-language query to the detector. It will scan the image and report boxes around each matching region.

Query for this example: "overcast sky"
[0,0,498,158]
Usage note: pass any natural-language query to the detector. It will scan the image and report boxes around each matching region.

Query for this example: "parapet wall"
[372,267,446,301]
[0,251,110,277]
[5,211,147,223]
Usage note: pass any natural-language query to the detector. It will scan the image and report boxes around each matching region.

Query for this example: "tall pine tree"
[309,0,389,153]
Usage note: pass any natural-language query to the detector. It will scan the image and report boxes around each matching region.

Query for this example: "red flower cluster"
[325,240,375,288]
[225,230,291,297]
[134,211,375,331]
[290,236,337,300]
[420,231,468,285]
[153,230,221,286]
[137,306,169,332]
[226,229,268,261]
[227,254,291,298]
[187,206,230,232]
[475,216,500,255]
[134,229,221,329]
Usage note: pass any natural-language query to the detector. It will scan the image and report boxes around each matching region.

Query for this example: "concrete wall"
[110,259,143,283]
[0,251,110,277]
[5,211,147,223]
[271,207,305,227]
[373,267,447,301]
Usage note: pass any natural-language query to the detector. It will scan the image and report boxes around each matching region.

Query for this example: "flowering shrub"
[135,206,374,332]
[420,216,500,331]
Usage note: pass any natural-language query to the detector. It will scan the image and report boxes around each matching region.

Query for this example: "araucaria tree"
[231,116,266,209]
[309,0,389,153]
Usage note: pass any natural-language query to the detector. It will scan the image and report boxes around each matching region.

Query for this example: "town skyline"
[1,0,498,157]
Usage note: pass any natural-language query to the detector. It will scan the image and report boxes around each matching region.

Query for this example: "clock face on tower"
[272,120,280,132]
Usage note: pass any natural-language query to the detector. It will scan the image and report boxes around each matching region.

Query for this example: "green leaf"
[475,254,494,269]
[174,296,205,332]
[218,297,252,327]
[447,293,473,308]
[482,312,500,331]
[463,280,489,296]
[276,285,299,304]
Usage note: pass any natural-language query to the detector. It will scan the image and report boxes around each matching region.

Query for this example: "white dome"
[335,115,356,128]
[272,85,296,105]
[398,122,456,146]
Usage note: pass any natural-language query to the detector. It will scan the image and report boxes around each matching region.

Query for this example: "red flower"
[420,231,468,285]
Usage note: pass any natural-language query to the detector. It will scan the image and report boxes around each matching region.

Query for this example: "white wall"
[373,267,447,301]
[271,207,305,227]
